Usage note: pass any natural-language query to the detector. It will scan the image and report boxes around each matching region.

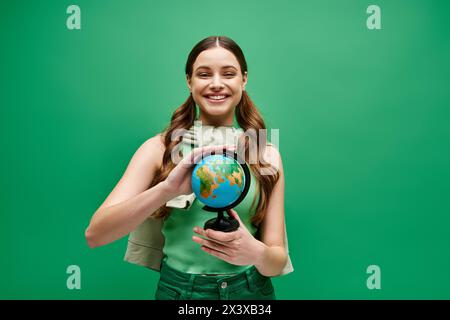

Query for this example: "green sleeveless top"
[161,131,260,274]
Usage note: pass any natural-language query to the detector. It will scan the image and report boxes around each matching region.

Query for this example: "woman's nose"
[209,75,224,89]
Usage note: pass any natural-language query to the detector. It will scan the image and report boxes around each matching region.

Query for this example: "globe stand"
[204,210,239,232]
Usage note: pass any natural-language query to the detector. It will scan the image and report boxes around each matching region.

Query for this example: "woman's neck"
[198,113,234,127]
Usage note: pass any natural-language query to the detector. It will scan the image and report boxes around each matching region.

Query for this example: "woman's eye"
[197,73,235,77]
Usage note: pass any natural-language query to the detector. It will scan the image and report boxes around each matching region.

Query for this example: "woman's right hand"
[162,144,236,198]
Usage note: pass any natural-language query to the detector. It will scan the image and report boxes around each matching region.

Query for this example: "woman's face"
[187,47,247,123]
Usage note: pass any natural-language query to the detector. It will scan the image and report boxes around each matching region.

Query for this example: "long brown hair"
[151,36,279,227]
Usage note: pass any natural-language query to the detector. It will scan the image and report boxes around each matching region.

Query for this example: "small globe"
[191,154,246,209]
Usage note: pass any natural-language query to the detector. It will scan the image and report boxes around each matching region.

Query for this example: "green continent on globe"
[211,159,243,189]
[196,165,219,199]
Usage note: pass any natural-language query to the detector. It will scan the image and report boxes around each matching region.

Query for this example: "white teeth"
[207,95,227,100]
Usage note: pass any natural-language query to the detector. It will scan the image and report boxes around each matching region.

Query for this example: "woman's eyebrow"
[195,65,238,71]
[221,65,238,70]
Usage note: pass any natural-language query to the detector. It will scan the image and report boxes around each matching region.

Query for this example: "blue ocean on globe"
[191,154,246,208]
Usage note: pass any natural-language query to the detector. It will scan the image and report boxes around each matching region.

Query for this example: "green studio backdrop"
[1,0,449,299]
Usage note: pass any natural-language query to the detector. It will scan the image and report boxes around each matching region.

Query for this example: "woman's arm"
[253,145,288,276]
[85,135,172,248]
[85,138,235,248]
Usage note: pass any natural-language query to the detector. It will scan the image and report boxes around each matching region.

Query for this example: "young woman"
[85,36,293,300]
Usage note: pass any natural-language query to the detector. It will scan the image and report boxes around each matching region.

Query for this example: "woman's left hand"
[192,209,267,266]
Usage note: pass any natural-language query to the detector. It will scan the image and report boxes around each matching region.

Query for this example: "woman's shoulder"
[142,134,166,152]
[132,134,166,170]
[264,144,282,161]
[262,144,283,174]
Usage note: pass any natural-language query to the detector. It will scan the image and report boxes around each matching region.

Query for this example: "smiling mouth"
[204,94,230,103]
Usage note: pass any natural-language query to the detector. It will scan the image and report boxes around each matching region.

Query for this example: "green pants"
[155,260,276,300]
